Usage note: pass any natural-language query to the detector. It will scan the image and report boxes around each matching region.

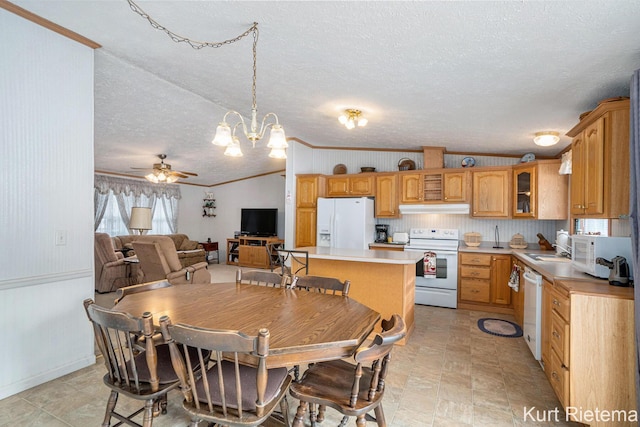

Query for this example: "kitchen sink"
[523,253,571,263]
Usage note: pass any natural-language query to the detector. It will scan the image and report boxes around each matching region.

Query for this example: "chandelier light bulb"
[357,117,368,127]
[212,122,232,146]
[267,124,288,149]
[338,114,348,125]
[268,147,287,159]
[345,119,356,130]
[224,136,244,157]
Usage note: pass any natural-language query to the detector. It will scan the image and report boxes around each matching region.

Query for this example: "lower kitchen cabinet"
[458,252,513,313]
[541,280,636,426]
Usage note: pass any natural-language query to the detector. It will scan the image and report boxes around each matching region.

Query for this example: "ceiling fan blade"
[171,172,189,179]
[177,170,198,176]
[131,167,154,171]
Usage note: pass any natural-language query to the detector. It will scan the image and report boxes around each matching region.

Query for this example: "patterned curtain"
[94,175,181,234]
[630,68,640,411]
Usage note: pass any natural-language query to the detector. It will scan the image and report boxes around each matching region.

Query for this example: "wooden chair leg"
[160,394,168,415]
[338,415,349,427]
[292,400,309,427]
[355,414,367,427]
[102,390,118,427]
[279,395,290,427]
[317,404,326,422]
[309,403,317,427]
[373,405,386,427]
[142,399,154,427]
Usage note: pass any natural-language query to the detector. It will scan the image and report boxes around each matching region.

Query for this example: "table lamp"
[129,207,152,235]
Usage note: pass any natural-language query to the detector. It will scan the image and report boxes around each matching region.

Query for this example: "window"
[95,193,172,236]
[573,218,609,236]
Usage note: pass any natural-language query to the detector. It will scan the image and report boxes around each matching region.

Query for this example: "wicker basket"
[509,233,527,249]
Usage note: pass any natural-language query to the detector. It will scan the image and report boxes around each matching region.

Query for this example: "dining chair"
[290,275,350,296]
[158,316,293,427]
[83,299,207,427]
[236,269,289,288]
[114,280,173,305]
[289,314,406,427]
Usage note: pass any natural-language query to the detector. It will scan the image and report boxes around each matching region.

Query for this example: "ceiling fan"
[131,154,198,183]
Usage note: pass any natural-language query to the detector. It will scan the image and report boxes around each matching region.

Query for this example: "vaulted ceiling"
[13,1,640,186]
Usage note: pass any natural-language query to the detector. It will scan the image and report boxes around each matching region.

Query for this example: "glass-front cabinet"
[513,165,536,218]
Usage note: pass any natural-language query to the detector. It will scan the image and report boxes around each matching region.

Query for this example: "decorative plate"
[461,157,475,168]
[398,158,416,171]
[520,152,535,163]
[333,164,347,174]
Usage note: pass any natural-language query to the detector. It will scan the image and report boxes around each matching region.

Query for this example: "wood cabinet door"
[584,118,605,215]
[349,175,374,196]
[490,254,512,305]
[570,134,586,215]
[295,208,316,247]
[326,176,350,197]
[443,171,467,202]
[513,165,536,218]
[472,169,510,217]
[375,174,399,218]
[512,258,525,326]
[297,176,319,208]
[400,173,422,203]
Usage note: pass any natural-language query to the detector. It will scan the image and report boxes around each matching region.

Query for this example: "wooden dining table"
[113,282,381,368]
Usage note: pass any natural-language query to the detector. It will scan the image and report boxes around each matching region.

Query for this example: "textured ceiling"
[13,1,640,186]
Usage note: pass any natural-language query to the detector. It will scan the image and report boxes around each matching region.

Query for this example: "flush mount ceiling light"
[533,131,560,147]
[128,0,287,159]
[338,109,368,130]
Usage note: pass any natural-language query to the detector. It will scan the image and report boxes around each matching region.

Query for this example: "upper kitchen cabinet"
[297,174,325,208]
[326,174,374,197]
[400,170,469,204]
[512,160,568,220]
[375,173,399,218]
[566,99,630,219]
[471,167,511,218]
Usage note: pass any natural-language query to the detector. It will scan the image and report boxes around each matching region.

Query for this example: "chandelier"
[127,0,287,159]
[211,25,287,159]
[338,109,368,130]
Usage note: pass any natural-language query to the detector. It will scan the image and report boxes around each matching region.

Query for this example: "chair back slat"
[291,275,350,296]
[84,299,160,395]
[159,316,291,425]
[236,269,287,288]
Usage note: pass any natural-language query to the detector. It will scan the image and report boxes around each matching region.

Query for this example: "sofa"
[112,234,206,268]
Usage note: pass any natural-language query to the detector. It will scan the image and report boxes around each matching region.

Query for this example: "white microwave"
[571,235,633,279]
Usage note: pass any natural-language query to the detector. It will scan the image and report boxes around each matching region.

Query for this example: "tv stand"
[226,236,284,269]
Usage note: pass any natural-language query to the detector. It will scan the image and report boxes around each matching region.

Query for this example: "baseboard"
[0,355,96,400]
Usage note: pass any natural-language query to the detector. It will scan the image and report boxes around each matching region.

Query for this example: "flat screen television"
[240,208,278,237]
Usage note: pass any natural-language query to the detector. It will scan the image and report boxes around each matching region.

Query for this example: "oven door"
[404,248,458,290]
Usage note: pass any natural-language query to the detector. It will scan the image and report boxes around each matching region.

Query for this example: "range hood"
[399,203,470,215]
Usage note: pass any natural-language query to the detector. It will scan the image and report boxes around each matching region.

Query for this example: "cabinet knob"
[552,331,560,339]
[552,371,560,381]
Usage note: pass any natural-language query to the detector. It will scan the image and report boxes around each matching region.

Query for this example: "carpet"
[477,318,523,338]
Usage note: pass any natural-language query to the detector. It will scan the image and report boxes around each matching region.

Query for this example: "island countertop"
[294,246,423,265]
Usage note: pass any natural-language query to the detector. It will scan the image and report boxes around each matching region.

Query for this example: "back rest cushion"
[95,233,118,263]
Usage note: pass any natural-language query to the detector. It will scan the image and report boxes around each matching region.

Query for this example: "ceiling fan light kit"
[338,109,368,129]
[128,0,287,159]
[533,131,560,146]
[133,154,198,183]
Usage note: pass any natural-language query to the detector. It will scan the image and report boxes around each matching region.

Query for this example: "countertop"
[458,241,610,283]
[293,246,423,265]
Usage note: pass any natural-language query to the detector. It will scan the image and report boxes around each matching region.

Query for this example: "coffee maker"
[375,224,389,243]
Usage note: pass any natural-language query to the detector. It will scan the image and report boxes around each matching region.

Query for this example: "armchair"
[94,232,134,293]
[132,236,211,284]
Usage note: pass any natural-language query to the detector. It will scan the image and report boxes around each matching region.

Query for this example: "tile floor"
[0,265,580,426]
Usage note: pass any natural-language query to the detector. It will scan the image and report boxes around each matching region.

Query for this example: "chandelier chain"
[127,0,258,50]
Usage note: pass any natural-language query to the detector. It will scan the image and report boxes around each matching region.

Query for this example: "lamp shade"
[129,207,152,233]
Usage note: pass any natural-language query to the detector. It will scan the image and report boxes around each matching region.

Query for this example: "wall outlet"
[55,230,67,246]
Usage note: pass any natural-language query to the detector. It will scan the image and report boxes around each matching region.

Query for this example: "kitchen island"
[292,247,423,343]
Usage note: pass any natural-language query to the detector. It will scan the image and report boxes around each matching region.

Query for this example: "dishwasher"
[523,267,543,361]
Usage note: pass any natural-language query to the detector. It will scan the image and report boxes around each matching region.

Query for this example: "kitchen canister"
[556,229,569,255]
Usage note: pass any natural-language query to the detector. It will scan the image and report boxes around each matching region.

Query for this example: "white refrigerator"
[316,197,376,249]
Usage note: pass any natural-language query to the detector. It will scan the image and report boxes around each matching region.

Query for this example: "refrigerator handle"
[330,213,335,247]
